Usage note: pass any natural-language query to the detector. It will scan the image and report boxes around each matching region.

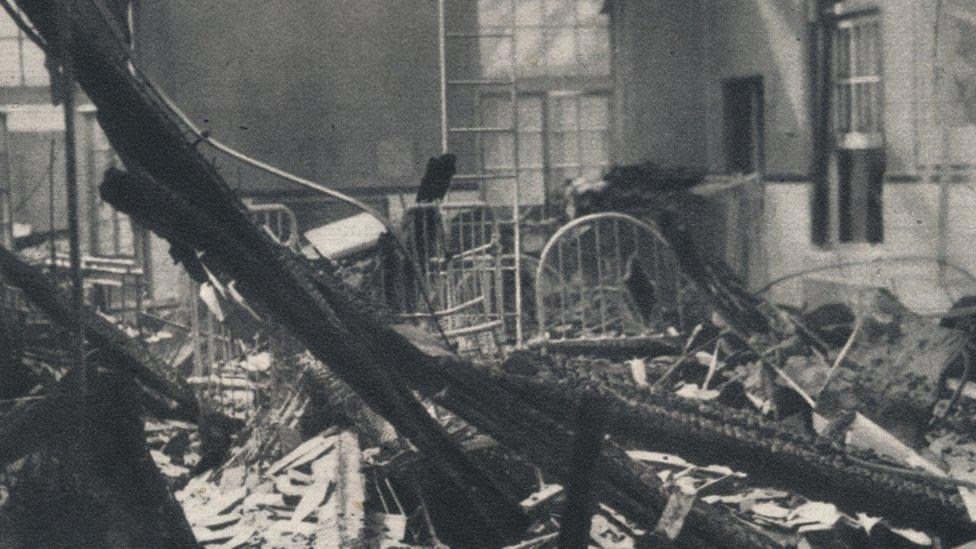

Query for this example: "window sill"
[810,240,886,258]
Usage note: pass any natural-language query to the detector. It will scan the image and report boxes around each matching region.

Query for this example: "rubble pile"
[7,3,976,547]
[175,429,383,548]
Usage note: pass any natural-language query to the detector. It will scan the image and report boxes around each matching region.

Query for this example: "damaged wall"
[611,0,708,169]
[131,0,442,199]
[613,0,976,311]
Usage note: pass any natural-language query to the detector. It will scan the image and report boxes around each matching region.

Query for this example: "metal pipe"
[499,0,523,347]
[397,295,485,319]
[437,0,449,153]
[56,3,86,391]
[138,71,453,349]
[0,113,12,251]
[443,319,503,338]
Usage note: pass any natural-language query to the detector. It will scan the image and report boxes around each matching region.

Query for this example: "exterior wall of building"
[701,0,813,178]
[614,0,976,312]
[611,0,708,168]
[131,0,443,200]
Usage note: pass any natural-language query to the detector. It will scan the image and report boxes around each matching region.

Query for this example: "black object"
[624,255,657,324]
[558,396,609,548]
[415,154,457,203]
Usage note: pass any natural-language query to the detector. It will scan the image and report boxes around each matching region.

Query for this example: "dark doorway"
[722,76,765,174]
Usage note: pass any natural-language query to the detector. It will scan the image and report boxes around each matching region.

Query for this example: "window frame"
[813,3,886,246]
[831,12,884,149]
[477,89,612,208]
[477,0,611,81]
[0,11,48,88]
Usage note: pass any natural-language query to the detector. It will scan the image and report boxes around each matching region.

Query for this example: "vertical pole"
[0,112,11,250]
[57,3,86,390]
[933,0,951,287]
[48,138,57,284]
[509,0,523,347]
[557,395,609,549]
[189,277,203,377]
[437,0,449,154]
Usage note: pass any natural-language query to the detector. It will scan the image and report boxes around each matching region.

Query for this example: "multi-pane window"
[481,95,546,204]
[831,15,883,145]
[478,0,609,78]
[480,92,609,205]
[942,0,976,126]
[0,11,48,87]
[472,0,610,210]
[548,92,609,182]
[93,125,135,256]
[829,11,884,243]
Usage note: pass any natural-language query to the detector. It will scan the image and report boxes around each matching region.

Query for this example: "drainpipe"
[56,2,86,393]
[0,112,10,250]
[932,0,951,291]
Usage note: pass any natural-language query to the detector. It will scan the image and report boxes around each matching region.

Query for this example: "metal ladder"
[436,0,524,347]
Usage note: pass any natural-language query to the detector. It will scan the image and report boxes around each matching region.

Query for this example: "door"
[722,76,764,174]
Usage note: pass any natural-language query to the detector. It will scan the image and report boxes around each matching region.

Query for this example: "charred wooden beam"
[655,211,828,353]
[0,246,240,430]
[0,374,83,467]
[425,358,777,549]
[480,361,976,545]
[0,366,198,547]
[9,3,850,545]
[558,395,609,549]
[100,170,781,547]
[100,169,530,543]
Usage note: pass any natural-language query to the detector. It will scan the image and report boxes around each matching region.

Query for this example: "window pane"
[577,0,607,25]
[578,26,610,75]
[550,132,579,166]
[484,134,514,170]
[834,28,850,78]
[516,28,545,77]
[0,39,20,86]
[854,24,878,76]
[580,131,607,166]
[545,0,576,26]
[580,95,609,128]
[482,96,513,127]
[118,214,134,254]
[518,96,544,129]
[516,0,543,26]
[550,95,579,131]
[520,168,545,204]
[519,132,544,167]
[22,41,47,86]
[948,9,976,124]
[834,84,850,132]
[478,0,512,27]
[546,27,577,74]
[832,17,881,135]
[480,35,510,78]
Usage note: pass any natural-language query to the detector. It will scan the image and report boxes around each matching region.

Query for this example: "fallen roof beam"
[101,173,776,548]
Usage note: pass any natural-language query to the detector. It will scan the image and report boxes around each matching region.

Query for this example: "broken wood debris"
[178,429,369,548]
[8,3,976,546]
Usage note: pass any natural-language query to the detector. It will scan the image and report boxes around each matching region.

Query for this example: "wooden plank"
[214,527,255,549]
[192,512,241,529]
[191,527,235,544]
[266,431,336,475]
[209,487,248,516]
[316,431,365,547]
[274,475,307,498]
[520,484,563,512]
[291,452,336,525]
